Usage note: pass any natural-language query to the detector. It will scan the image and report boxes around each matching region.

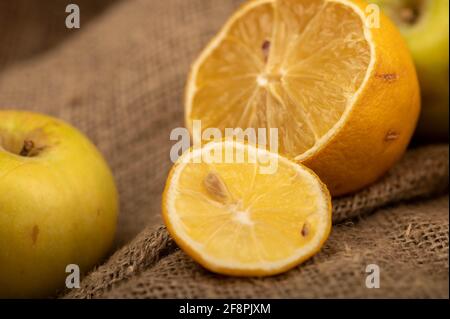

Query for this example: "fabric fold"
[64,145,449,299]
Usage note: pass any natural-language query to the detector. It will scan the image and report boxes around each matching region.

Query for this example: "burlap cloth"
[0,0,448,299]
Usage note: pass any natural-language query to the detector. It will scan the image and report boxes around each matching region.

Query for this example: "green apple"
[0,110,118,298]
[370,0,449,140]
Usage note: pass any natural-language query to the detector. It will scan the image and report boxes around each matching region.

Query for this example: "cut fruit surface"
[186,0,371,159]
[185,0,420,196]
[162,140,332,276]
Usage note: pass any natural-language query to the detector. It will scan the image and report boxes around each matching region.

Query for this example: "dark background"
[0,0,119,72]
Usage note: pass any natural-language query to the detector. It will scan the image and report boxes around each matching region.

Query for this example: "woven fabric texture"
[66,196,449,299]
[64,145,449,299]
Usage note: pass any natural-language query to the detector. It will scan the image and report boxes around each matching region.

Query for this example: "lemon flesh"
[186,0,371,159]
[163,140,332,276]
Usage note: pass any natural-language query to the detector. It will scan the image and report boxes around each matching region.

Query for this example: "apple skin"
[401,0,449,140]
[0,110,118,298]
[370,0,449,140]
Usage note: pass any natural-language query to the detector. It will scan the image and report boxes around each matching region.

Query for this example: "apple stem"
[19,140,35,157]
[400,7,416,24]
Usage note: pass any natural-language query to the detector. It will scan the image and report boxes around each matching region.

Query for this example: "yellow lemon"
[185,0,420,195]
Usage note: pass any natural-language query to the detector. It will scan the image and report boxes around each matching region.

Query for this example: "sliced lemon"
[185,0,420,196]
[162,140,331,276]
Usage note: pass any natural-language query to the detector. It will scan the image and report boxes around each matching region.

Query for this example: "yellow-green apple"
[0,110,118,298]
[369,0,449,140]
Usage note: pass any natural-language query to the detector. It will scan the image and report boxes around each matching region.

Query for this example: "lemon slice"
[162,140,332,276]
[185,0,420,196]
